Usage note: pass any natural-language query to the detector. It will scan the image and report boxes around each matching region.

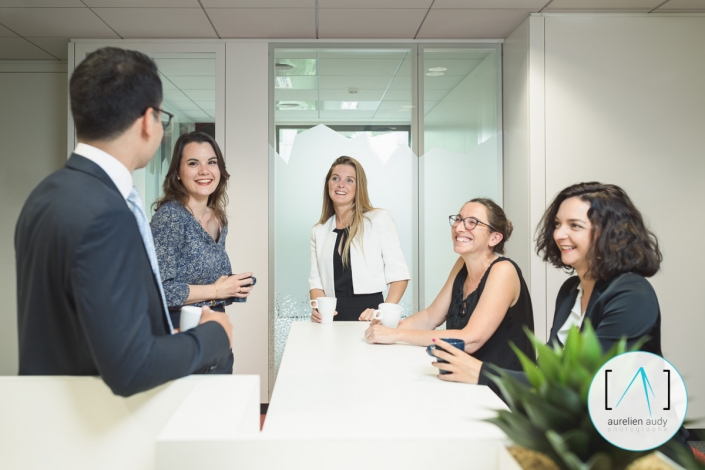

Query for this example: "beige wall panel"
[0,70,67,375]
[543,15,705,424]
[502,20,531,288]
[224,42,270,403]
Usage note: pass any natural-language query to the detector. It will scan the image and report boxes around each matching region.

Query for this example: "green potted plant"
[486,322,700,470]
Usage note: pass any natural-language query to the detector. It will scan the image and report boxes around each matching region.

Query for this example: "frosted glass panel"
[273,125,415,375]
[422,48,501,308]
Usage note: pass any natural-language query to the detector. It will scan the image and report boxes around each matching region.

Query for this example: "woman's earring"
[177,175,181,180]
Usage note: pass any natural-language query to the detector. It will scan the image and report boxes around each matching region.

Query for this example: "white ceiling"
[1,0,703,61]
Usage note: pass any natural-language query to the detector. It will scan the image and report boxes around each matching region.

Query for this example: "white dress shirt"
[557,283,584,345]
[309,209,410,296]
[74,143,133,202]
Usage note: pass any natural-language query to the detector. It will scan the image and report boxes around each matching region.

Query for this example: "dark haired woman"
[309,156,410,322]
[150,131,254,374]
[364,199,535,372]
[431,182,663,383]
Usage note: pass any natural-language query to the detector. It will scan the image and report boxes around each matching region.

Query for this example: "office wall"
[503,16,549,342]
[505,14,705,425]
[545,14,705,425]
[224,43,270,403]
[0,62,68,375]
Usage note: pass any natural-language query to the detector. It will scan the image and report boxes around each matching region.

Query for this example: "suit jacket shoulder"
[16,155,231,396]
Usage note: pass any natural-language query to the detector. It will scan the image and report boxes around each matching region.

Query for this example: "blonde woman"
[309,156,410,322]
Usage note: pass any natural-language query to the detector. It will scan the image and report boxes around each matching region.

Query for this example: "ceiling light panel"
[274,58,317,76]
[321,101,378,111]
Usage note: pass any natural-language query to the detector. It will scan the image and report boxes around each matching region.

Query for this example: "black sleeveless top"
[446,257,534,371]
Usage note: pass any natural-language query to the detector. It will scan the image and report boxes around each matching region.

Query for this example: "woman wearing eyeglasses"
[429,183,666,386]
[309,156,410,322]
[364,198,535,372]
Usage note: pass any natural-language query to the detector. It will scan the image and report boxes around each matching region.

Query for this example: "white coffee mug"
[310,297,337,324]
[373,303,403,329]
[180,306,203,332]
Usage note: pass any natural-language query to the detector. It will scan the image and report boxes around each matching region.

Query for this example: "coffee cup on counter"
[310,297,337,324]
[426,338,465,374]
[372,303,403,329]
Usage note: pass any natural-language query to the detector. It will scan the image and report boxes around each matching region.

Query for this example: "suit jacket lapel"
[549,282,580,345]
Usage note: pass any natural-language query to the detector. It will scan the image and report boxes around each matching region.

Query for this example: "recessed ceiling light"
[278,102,300,108]
[400,105,415,109]
[426,72,444,77]
[428,67,447,72]
[341,101,358,110]
[275,62,294,71]
[275,77,293,89]
[347,87,359,94]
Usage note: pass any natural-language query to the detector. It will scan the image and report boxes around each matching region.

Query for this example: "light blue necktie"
[127,186,174,334]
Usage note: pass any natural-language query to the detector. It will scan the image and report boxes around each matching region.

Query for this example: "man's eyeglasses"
[448,215,497,232]
[156,108,174,130]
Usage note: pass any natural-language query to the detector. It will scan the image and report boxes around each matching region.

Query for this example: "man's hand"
[199,306,233,348]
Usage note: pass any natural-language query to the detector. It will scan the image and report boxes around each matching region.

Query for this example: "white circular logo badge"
[587,351,687,451]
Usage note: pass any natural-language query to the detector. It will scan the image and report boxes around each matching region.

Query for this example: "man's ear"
[140,107,159,139]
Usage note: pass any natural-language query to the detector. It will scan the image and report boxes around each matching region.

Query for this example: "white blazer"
[308,209,410,296]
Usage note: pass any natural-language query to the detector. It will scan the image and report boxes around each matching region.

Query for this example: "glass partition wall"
[270,44,502,380]
[70,43,224,220]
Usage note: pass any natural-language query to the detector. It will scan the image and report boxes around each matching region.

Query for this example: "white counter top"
[264,321,508,440]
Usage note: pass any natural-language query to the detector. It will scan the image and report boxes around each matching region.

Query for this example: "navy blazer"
[15,154,231,396]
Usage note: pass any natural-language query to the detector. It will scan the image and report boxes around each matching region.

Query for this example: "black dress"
[445,257,534,371]
[332,227,384,321]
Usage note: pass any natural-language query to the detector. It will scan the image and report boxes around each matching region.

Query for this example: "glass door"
[270,46,417,377]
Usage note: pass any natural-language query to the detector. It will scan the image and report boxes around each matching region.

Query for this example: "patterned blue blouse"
[150,200,232,313]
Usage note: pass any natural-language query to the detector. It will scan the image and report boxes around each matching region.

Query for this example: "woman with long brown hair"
[150,131,255,373]
[309,156,410,322]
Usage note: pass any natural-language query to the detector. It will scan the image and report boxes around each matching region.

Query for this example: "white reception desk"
[1,322,518,469]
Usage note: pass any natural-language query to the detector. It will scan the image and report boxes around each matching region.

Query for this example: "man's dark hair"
[70,47,162,141]
[535,182,662,281]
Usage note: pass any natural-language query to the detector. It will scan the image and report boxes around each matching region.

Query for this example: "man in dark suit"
[15,47,233,397]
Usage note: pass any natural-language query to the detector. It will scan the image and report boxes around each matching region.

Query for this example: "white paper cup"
[180,306,203,332]
[310,297,337,324]
[372,303,402,329]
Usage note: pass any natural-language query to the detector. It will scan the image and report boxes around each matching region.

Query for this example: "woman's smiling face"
[178,142,221,200]
[328,164,356,208]
[553,196,593,276]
